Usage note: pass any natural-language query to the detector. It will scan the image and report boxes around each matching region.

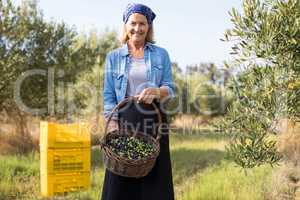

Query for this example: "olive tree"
[222,0,300,168]
[0,0,101,152]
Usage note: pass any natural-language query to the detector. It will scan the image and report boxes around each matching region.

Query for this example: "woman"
[101,3,175,200]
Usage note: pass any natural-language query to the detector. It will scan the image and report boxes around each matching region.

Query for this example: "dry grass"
[88,115,106,146]
[0,116,40,155]
[277,121,300,165]
[264,163,300,200]
[0,133,36,155]
[172,114,213,129]
[270,118,296,135]
[0,114,107,154]
[265,120,300,200]
[0,113,220,154]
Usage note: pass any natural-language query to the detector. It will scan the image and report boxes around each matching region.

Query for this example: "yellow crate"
[40,148,90,174]
[41,172,90,197]
[40,121,90,149]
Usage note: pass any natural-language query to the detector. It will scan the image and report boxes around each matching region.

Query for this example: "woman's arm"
[137,49,175,104]
[103,53,118,120]
[160,49,175,99]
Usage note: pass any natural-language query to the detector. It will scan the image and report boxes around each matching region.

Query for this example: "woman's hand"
[135,87,160,104]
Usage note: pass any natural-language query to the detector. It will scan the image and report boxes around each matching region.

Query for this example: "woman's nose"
[134,25,141,32]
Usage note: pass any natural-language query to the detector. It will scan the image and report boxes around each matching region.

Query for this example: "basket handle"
[103,96,163,142]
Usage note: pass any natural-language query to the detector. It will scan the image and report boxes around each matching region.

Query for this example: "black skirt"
[100,100,175,200]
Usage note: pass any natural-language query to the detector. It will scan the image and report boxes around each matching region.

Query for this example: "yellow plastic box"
[40,121,90,149]
[41,172,90,196]
[40,148,91,174]
[39,121,91,197]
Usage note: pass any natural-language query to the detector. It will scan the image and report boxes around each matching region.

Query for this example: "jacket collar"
[120,42,154,57]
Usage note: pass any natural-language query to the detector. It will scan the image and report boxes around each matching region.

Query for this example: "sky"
[13,0,243,70]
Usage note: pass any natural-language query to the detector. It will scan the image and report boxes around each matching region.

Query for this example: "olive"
[107,136,156,160]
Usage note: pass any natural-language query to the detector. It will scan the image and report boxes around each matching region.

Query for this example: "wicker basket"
[100,97,162,178]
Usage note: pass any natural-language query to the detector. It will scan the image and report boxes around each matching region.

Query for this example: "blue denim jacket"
[103,42,175,119]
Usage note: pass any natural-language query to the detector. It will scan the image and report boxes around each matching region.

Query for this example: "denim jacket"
[103,42,175,119]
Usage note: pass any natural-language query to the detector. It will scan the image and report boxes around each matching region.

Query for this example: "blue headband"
[123,3,156,25]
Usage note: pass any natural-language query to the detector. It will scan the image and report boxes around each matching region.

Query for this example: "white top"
[126,56,148,96]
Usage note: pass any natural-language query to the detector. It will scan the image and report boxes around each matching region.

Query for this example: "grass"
[169,133,228,188]
[0,149,105,200]
[180,161,274,200]
[0,153,40,200]
[0,130,276,200]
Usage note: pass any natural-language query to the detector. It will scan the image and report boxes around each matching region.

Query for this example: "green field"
[0,132,275,200]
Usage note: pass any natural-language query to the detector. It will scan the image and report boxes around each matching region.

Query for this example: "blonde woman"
[101,3,175,200]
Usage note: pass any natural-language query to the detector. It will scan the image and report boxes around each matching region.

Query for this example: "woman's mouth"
[132,32,144,36]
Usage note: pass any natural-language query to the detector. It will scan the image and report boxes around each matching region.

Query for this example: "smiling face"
[125,13,149,44]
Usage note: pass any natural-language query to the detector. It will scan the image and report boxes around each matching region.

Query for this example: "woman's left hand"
[135,87,160,104]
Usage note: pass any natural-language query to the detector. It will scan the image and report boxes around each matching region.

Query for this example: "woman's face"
[125,13,149,44]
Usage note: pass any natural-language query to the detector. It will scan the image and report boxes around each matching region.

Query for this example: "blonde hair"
[120,24,155,44]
